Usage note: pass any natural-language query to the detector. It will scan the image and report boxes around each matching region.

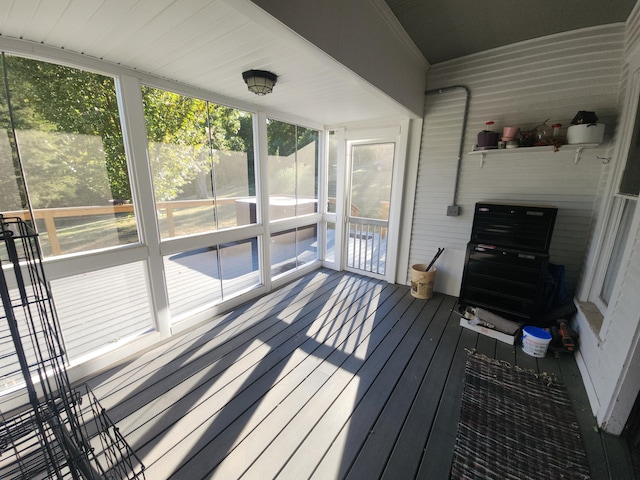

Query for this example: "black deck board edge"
[558,355,632,480]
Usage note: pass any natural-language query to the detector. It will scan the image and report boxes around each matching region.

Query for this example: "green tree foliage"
[141,86,250,201]
[266,118,318,156]
[0,56,26,212]
[266,119,319,198]
[4,55,129,205]
[0,55,253,208]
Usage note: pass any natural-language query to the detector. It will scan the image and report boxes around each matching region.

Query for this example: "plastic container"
[477,121,499,149]
[502,126,518,140]
[410,265,436,299]
[521,326,552,357]
[567,123,605,144]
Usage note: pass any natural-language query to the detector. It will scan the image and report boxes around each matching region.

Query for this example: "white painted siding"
[409,24,625,296]
[586,216,640,433]
[573,0,640,435]
[626,0,640,57]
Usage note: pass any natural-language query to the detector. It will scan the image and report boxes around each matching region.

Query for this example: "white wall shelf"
[468,143,600,167]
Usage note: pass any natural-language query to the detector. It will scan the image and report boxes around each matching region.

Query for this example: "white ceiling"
[0,0,413,127]
[2,0,635,127]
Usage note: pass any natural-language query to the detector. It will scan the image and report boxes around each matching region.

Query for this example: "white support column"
[256,111,272,291]
[328,128,346,271]
[396,118,423,285]
[115,74,172,338]
[386,118,410,284]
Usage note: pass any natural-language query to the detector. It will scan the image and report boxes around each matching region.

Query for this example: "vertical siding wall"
[409,24,625,297]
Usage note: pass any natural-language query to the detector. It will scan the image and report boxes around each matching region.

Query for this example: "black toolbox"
[470,202,557,252]
[459,202,558,321]
[459,243,549,321]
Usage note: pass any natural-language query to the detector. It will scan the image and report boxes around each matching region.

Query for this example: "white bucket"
[521,326,552,358]
[410,265,436,300]
[566,123,605,144]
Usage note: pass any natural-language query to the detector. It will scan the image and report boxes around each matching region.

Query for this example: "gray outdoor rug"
[450,353,591,479]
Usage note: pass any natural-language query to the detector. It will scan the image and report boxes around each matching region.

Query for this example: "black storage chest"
[459,202,558,321]
[459,243,549,320]
[470,202,557,252]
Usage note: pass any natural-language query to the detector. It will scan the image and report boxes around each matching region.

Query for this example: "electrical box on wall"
[447,205,460,216]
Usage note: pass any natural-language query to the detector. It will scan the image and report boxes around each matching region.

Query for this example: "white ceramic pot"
[566,123,605,144]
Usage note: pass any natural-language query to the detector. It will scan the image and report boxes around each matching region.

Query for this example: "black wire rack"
[0,215,145,479]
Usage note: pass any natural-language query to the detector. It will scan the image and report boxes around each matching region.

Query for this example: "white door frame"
[340,123,407,283]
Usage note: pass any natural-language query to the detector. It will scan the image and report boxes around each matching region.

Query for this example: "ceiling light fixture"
[242,69,278,96]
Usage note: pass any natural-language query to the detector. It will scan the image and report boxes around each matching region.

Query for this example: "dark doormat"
[450,353,591,479]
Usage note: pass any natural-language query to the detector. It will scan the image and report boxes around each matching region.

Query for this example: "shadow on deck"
[83,269,634,479]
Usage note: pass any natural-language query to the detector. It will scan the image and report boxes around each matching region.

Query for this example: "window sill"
[578,301,604,337]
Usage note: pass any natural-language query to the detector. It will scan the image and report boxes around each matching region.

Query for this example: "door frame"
[338,124,407,282]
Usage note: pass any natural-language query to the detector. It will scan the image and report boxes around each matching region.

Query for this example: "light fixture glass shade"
[242,70,277,96]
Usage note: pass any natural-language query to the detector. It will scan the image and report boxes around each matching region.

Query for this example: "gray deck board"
[89,270,343,407]
[242,286,413,480]
[309,293,443,480]
[118,274,374,446]
[416,319,478,480]
[236,286,405,480]
[82,269,634,480]
[344,295,450,480]
[164,276,393,479]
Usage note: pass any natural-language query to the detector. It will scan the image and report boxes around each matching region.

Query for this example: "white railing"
[346,218,387,275]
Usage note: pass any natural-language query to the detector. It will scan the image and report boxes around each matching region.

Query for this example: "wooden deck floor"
[84,269,635,480]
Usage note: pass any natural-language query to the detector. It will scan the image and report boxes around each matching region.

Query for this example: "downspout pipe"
[424,85,470,216]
